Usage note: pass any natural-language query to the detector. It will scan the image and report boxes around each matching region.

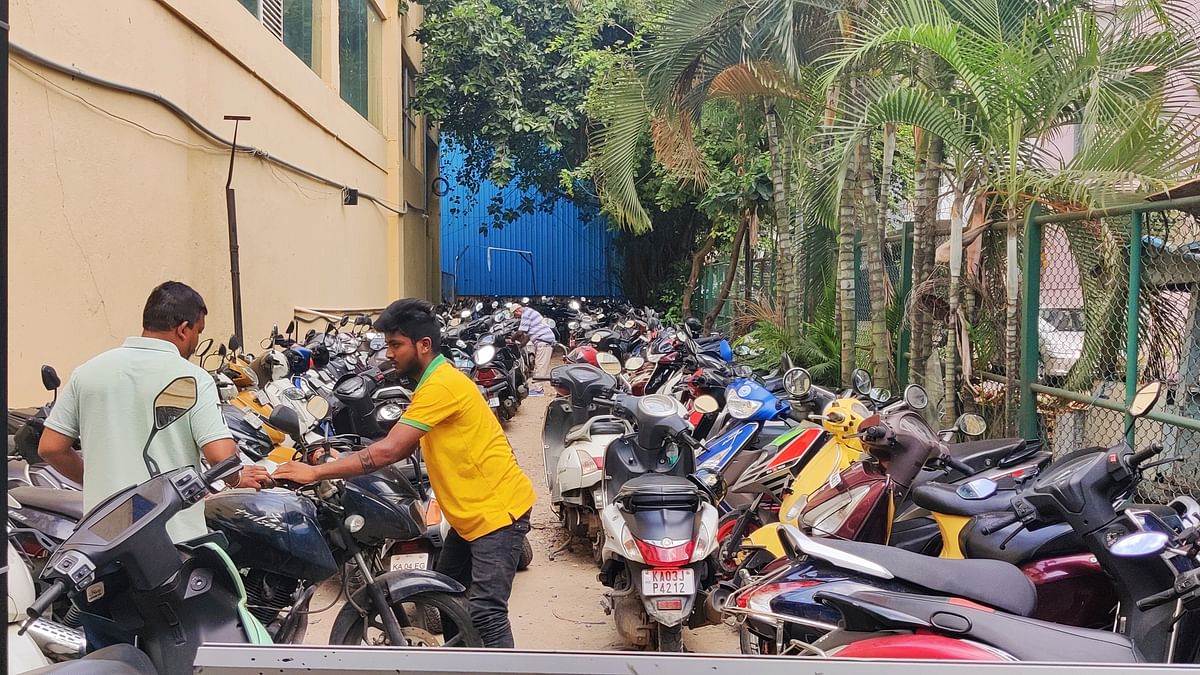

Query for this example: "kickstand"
[548,537,574,561]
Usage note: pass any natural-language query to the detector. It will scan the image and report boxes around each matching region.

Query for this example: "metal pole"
[1019,205,1043,440]
[224,115,250,348]
[897,220,914,387]
[1034,195,1200,224]
[1124,210,1144,445]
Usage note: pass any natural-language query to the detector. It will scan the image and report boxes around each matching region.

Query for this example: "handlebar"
[1136,586,1180,610]
[980,513,1022,536]
[944,455,975,476]
[20,579,67,634]
[203,455,244,488]
[1129,444,1164,470]
[861,426,886,442]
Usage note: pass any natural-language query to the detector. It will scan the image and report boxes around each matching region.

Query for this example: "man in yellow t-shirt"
[274,299,536,648]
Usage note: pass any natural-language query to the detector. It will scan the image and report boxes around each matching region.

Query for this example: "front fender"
[328,569,466,638]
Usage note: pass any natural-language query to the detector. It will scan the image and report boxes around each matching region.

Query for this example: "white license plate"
[389,553,429,571]
[488,396,500,407]
[641,568,695,596]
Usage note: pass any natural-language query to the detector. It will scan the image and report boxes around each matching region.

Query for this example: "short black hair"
[376,298,441,350]
[143,281,208,331]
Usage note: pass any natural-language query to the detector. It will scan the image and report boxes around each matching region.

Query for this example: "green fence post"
[1124,211,1144,445]
[1019,205,1043,440]
[897,221,914,388]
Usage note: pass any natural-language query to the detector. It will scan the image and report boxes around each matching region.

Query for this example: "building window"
[340,0,382,127]
[283,0,319,71]
[237,0,319,74]
[402,63,421,165]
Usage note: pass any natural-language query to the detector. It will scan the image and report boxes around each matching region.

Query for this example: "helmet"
[684,317,703,337]
[565,345,599,367]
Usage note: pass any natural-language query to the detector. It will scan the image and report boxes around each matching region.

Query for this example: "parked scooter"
[596,393,723,651]
[807,386,1200,663]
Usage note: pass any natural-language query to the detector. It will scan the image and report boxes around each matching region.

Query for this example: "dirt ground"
[304,392,739,653]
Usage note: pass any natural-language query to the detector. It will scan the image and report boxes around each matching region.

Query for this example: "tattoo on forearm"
[358,448,377,473]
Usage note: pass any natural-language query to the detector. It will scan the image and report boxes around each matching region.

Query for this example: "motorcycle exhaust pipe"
[25,617,86,658]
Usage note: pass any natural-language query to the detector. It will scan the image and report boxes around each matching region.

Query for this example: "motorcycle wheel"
[656,623,684,652]
[716,509,762,576]
[327,590,481,648]
[518,536,534,571]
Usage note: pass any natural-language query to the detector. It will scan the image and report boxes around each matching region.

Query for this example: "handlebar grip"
[1129,444,1164,470]
[1136,587,1179,610]
[945,455,974,475]
[203,455,243,486]
[26,579,67,620]
[980,513,1021,536]
[862,426,886,441]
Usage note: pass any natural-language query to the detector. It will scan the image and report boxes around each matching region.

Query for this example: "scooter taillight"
[635,540,694,567]
[475,368,504,384]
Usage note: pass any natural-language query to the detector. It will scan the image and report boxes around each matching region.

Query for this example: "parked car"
[1038,307,1084,381]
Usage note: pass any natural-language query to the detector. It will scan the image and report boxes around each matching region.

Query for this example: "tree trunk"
[766,102,793,323]
[704,217,749,333]
[681,228,716,320]
[864,125,895,390]
[909,134,944,387]
[838,152,859,384]
[943,186,968,427]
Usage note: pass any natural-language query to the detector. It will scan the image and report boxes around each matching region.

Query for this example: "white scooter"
[543,362,632,564]
[8,524,86,672]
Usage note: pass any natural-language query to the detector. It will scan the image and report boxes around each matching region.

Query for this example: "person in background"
[38,280,271,647]
[274,298,536,648]
[513,304,556,380]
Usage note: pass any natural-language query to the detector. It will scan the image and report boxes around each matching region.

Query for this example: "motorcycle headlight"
[475,345,496,366]
[377,402,405,422]
[800,485,872,535]
[725,390,763,420]
[782,495,809,523]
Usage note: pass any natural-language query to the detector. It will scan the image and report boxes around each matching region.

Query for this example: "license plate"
[641,568,695,596]
[488,396,500,407]
[389,553,429,571]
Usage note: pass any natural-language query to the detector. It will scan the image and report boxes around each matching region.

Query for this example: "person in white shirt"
[513,305,556,380]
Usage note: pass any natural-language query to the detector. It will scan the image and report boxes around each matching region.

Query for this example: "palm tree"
[824,0,1200,425]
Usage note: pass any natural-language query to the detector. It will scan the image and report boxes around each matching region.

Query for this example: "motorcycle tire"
[656,623,684,652]
[327,590,481,648]
[518,536,534,571]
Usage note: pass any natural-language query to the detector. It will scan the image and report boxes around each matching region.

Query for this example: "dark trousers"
[435,512,530,648]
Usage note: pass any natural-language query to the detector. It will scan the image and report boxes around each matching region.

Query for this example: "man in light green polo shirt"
[38,281,271,544]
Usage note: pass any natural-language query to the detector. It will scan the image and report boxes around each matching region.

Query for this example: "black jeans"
[435,512,530,648]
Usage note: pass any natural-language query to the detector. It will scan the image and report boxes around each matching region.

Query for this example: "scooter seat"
[550,364,617,408]
[793,532,1037,616]
[910,482,1013,517]
[615,475,701,512]
[815,588,1140,663]
[944,438,1038,472]
[10,485,84,520]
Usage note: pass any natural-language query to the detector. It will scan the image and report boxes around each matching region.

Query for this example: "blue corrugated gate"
[439,145,622,298]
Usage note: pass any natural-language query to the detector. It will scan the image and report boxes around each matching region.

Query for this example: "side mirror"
[1129,382,1164,418]
[869,387,892,404]
[734,344,751,357]
[228,334,242,353]
[218,344,228,358]
[956,413,988,437]
[903,384,929,410]
[286,320,296,335]
[268,405,304,439]
[355,315,372,326]
[693,395,720,415]
[734,364,754,379]
[195,338,214,360]
[460,309,472,319]
[40,365,61,392]
[1110,531,1170,557]
[325,322,336,334]
[851,369,873,396]
[956,477,998,500]
[306,396,330,422]
[340,315,350,327]
[783,368,812,397]
[153,376,198,430]
[596,352,622,376]
[625,356,646,372]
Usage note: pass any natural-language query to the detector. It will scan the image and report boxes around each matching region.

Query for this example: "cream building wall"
[8,0,440,404]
